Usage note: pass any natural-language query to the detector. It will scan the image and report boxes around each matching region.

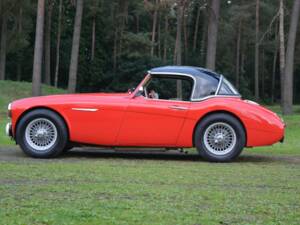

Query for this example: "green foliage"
[1,0,300,104]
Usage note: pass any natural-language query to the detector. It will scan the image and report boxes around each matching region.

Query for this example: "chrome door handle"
[169,105,188,110]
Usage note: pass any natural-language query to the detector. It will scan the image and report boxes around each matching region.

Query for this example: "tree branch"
[258,10,280,45]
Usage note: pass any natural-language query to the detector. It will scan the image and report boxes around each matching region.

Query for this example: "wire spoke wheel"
[203,122,237,156]
[25,118,58,151]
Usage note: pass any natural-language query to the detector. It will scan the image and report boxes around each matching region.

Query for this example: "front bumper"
[5,122,12,137]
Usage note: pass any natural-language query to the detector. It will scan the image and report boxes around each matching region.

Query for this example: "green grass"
[0,151,299,224]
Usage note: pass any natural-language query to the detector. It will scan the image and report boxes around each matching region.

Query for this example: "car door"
[117,97,190,146]
[117,75,193,147]
[66,94,128,146]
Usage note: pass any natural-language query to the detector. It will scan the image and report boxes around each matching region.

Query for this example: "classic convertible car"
[5,66,285,162]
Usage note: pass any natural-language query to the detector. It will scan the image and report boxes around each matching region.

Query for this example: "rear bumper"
[5,122,12,137]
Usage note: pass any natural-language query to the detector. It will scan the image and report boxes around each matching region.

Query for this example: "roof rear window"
[193,74,219,99]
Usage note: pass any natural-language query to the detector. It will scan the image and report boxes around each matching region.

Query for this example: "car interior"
[141,75,194,101]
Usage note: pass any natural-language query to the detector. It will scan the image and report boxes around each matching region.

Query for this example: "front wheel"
[194,113,246,162]
[16,109,68,158]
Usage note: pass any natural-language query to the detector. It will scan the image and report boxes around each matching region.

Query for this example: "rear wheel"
[16,109,68,158]
[194,113,245,162]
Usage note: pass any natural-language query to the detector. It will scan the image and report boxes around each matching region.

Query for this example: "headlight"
[7,103,12,118]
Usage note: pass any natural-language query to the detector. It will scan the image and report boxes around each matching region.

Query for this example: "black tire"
[16,109,68,158]
[194,113,246,162]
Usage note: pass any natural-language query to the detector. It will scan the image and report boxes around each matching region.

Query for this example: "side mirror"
[128,87,135,94]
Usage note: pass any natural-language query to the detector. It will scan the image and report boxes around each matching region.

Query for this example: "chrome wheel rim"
[25,118,58,151]
[203,122,237,155]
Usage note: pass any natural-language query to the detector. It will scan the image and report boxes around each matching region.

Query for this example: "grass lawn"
[0,149,299,225]
[0,80,299,224]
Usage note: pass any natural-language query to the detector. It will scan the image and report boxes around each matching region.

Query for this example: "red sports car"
[5,66,285,162]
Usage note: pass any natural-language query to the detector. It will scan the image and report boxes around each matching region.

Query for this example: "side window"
[218,78,240,95]
[145,76,193,101]
[193,74,219,99]
[218,82,232,95]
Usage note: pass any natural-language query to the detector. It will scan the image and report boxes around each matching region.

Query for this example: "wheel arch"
[192,110,247,147]
[14,106,70,143]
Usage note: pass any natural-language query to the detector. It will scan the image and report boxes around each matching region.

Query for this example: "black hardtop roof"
[149,66,221,79]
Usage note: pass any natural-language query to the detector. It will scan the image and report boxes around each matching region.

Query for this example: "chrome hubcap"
[25,118,57,151]
[203,122,237,155]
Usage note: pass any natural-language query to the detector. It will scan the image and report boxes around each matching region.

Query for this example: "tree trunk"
[174,1,183,65]
[91,15,96,61]
[271,23,279,104]
[158,12,161,58]
[136,14,139,33]
[150,0,158,57]
[282,0,300,115]
[0,12,8,80]
[112,4,118,73]
[32,0,46,96]
[113,28,118,73]
[118,0,128,58]
[183,6,188,63]
[68,0,84,93]
[44,0,53,85]
[163,14,168,63]
[235,19,242,89]
[279,0,285,109]
[241,50,245,81]
[200,11,207,65]
[193,2,201,51]
[206,0,220,70]
[174,0,184,99]
[254,0,260,100]
[17,6,23,81]
[261,48,265,99]
[54,0,63,87]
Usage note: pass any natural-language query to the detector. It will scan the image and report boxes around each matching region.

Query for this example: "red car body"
[9,77,284,149]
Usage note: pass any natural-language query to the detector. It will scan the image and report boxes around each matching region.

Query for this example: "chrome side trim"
[71,108,98,112]
[169,106,188,110]
[191,95,241,102]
